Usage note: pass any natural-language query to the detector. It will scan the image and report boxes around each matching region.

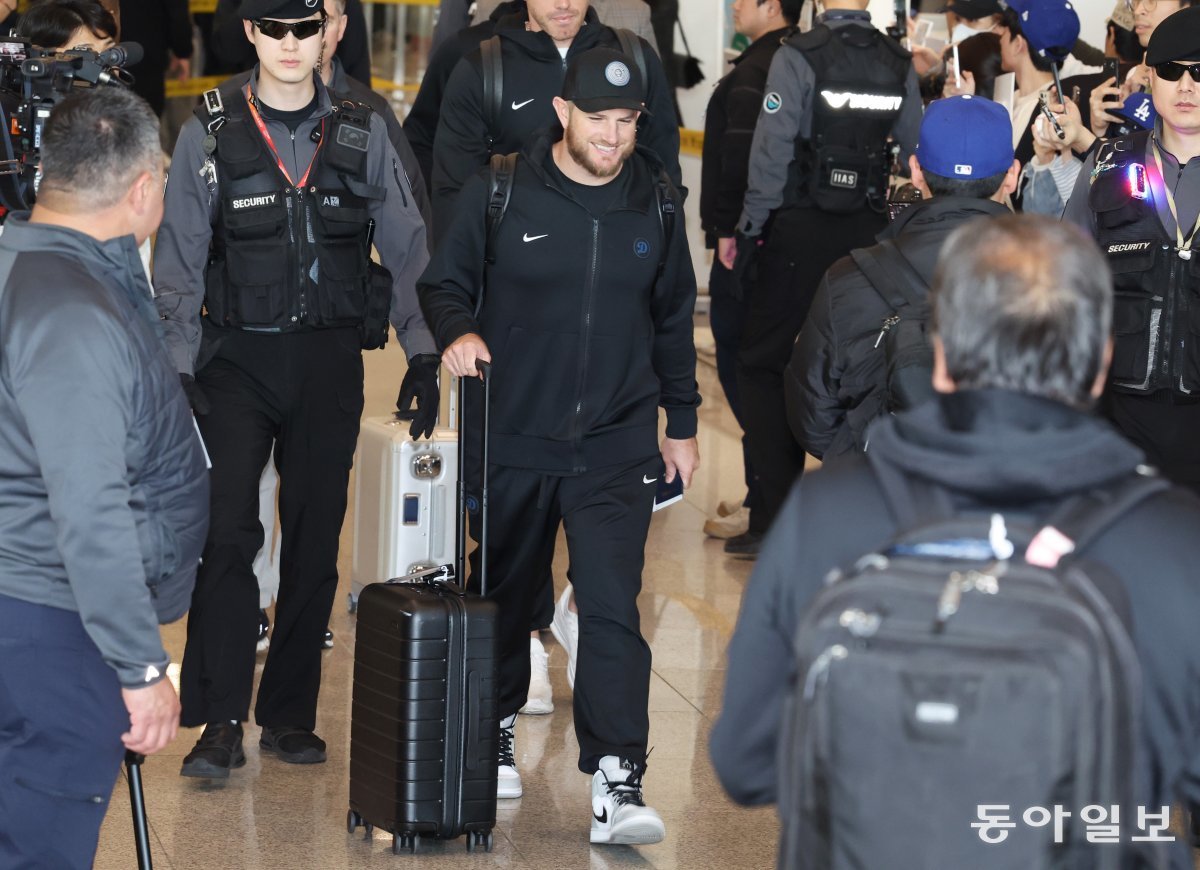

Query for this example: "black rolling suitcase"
[347,364,499,855]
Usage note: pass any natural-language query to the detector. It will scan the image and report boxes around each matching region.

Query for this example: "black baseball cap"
[560,47,650,115]
[240,0,324,20]
[944,0,1001,19]
[1146,5,1200,66]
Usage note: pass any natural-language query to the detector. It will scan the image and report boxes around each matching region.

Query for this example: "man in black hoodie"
[429,0,680,237]
[710,214,1200,869]
[787,94,1018,460]
[419,47,699,845]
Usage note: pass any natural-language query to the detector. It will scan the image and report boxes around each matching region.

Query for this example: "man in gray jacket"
[0,88,209,867]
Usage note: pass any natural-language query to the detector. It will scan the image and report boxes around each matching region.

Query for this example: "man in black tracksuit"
[419,48,699,845]
[787,95,1018,460]
[723,0,921,555]
[430,0,681,237]
[700,0,797,542]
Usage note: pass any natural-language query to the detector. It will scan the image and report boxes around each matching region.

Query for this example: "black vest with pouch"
[785,22,909,214]
[1089,131,1200,398]
[197,81,383,334]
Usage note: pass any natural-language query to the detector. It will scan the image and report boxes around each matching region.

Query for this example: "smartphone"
[1103,58,1122,87]
[914,18,932,47]
[653,475,683,512]
[1038,92,1065,140]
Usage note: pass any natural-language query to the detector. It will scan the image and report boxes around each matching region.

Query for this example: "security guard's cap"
[999,0,1079,63]
[240,0,324,21]
[917,95,1014,180]
[560,47,650,115]
[1146,6,1200,65]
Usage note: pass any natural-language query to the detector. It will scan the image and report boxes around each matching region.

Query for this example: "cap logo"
[763,91,782,113]
[605,61,631,87]
[306,0,318,6]
[954,163,974,176]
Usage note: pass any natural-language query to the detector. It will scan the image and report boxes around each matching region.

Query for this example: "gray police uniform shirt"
[1063,123,1200,244]
[471,0,659,52]
[737,10,922,237]
[153,70,435,377]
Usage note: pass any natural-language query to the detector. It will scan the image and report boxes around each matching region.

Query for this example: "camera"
[0,38,141,212]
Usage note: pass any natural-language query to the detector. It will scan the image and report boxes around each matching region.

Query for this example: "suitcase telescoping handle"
[455,361,490,596]
[125,750,153,870]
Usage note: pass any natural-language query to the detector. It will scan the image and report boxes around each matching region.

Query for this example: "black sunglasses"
[254,14,325,40]
[1155,61,1200,82]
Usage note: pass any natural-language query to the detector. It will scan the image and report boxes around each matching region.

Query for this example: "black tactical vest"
[196,82,382,334]
[785,23,909,214]
[1090,131,1200,398]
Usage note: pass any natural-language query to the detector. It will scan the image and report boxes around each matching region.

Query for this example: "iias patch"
[763,92,782,114]
[605,61,631,87]
[634,238,651,258]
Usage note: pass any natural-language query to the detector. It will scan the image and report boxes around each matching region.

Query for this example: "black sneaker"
[323,628,334,650]
[256,609,270,654]
[723,531,763,558]
[259,725,327,764]
[180,722,245,779]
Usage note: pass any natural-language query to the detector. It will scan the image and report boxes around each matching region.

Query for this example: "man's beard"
[565,124,632,179]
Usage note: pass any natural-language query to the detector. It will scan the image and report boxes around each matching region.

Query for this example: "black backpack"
[848,239,935,448]
[779,464,1171,870]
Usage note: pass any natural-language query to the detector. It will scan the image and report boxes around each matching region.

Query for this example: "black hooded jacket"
[786,196,1010,459]
[710,389,1200,870]
[430,5,681,238]
[418,129,699,474]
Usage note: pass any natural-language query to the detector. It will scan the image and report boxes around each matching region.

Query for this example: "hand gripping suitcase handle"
[455,361,490,596]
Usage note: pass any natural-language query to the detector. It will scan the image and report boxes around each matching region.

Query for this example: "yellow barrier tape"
[680,127,703,158]
[189,0,217,13]
[370,77,419,93]
[165,75,225,99]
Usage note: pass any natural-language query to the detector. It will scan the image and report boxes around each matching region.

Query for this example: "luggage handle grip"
[384,564,453,585]
[456,361,490,597]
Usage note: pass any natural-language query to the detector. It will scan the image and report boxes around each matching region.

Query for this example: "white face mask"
[952,20,986,44]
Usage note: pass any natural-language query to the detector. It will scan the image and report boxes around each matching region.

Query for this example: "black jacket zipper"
[570,218,601,464]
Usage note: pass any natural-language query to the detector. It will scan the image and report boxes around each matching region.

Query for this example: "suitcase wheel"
[392,832,419,854]
[466,830,494,853]
[346,809,362,834]
[347,592,358,614]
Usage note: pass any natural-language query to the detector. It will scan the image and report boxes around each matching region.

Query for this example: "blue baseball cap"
[1115,92,1158,131]
[916,95,1014,180]
[1000,0,1080,62]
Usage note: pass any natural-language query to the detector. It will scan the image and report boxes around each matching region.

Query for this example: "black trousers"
[180,328,364,729]
[1104,390,1200,497]
[469,455,659,773]
[736,206,887,532]
[0,594,128,869]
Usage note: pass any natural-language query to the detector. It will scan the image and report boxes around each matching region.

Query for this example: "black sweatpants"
[736,206,886,533]
[469,454,660,773]
[180,327,364,730]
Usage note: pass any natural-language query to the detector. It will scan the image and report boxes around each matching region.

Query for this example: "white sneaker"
[519,636,554,715]
[703,505,750,540]
[497,714,522,799]
[549,586,579,689]
[589,756,665,845]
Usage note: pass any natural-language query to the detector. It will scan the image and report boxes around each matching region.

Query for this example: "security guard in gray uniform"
[720,0,921,554]
[153,0,438,777]
[1063,4,1200,496]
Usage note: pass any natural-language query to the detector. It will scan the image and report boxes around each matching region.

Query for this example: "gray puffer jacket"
[0,216,209,687]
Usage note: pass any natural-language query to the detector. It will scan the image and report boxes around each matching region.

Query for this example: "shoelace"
[498,720,516,768]
[603,762,647,808]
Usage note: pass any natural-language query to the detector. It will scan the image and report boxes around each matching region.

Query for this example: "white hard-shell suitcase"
[349,417,459,611]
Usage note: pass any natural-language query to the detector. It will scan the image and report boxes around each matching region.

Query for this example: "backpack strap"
[850,239,927,312]
[481,35,504,154]
[614,28,647,87]
[1039,470,1169,558]
[653,169,676,278]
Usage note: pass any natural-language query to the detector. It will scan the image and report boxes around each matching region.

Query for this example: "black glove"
[179,373,211,416]
[396,353,441,438]
[729,232,760,302]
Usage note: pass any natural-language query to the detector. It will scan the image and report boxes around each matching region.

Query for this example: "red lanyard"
[243,83,324,189]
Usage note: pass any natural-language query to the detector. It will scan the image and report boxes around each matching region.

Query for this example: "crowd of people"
[5,0,1200,865]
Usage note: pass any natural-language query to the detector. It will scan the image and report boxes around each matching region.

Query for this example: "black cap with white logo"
[240,0,323,20]
[560,47,650,115]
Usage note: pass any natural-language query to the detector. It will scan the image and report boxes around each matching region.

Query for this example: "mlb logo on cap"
[917,95,1014,180]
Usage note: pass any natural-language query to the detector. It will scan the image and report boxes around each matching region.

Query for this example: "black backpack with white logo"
[846,239,934,448]
[778,464,1170,870]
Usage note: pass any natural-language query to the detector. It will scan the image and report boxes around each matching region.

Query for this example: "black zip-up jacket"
[700,26,791,246]
[418,130,700,473]
[786,196,1010,459]
[430,6,681,238]
[712,388,1200,870]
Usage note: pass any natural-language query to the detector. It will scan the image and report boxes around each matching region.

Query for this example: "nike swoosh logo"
[643,475,658,484]
[593,808,608,824]
[523,233,549,242]
[511,99,535,110]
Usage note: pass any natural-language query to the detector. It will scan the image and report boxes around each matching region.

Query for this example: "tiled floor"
[93,320,781,869]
